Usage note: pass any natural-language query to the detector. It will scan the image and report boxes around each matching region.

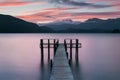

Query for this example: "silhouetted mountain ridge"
[85,18,104,23]
[0,14,54,33]
[0,14,120,33]
[39,18,120,33]
[39,19,81,30]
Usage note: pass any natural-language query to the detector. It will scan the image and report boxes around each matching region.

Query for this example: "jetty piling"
[76,39,79,62]
[40,39,44,62]
[40,39,82,80]
[40,39,59,62]
[48,39,50,61]
[70,39,72,62]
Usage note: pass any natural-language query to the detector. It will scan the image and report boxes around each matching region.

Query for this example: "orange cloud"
[0,2,44,6]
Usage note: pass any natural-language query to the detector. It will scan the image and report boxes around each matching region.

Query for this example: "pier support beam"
[50,59,53,72]
[54,39,56,56]
[57,40,59,48]
[40,38,81,73]
[40,39,44,62]
[64,40,67,52]
[70,39,72,62]
[48,39,50,61]
[75,39,79,63]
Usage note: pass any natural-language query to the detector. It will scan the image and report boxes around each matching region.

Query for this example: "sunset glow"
[0,0,120,23]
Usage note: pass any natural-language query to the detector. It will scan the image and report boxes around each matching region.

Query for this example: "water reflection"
[39,40,82,80]
[40,58,51,80]
[0,34,120,80]
[39,48,53,80]
[67,48,82,80]
[40,59,44,80]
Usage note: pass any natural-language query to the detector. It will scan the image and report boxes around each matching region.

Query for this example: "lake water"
[0,34,120,80]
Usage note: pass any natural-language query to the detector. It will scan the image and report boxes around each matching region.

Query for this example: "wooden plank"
[50,44,74,80]
[40,43,82,48]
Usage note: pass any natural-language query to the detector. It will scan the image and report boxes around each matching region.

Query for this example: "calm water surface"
[0,34,120,80]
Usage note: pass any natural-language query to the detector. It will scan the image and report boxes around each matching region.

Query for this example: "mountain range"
[0,14,120,33]
[39,18,120,33]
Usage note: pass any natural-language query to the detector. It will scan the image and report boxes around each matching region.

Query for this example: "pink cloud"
[17,14,55,23]
[16,9,61,23]
[0,8,3,10]
[16,7,120,23]
[112,3,120,9]
[89,0,119,3]
[0,0,40,2]
[44,7,78,11]
[89,0,120,9]
[16,7,77,22]
[18,7,77,17]
[0,2,44,6]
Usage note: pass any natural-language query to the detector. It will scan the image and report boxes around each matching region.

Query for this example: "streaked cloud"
[16,8,74,23]
[16,6,120,23]
[0,0,120,23]
[49,0,112,8]
[0,8,3,10]
[44,7,78,11]
[0,2,44,6]
[70,11,120,16]
[0,0,41,2]
[18,7,78,17]
[89,0,120,9]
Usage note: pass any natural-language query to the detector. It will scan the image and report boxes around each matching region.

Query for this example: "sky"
[0,0,120,23]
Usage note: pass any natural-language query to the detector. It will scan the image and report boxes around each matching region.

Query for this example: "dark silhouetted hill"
[0,14,120,33]
[0,14,54,33]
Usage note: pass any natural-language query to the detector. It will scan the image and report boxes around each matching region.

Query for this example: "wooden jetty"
[40,39,59,62]
[50,44,74,80]
[39,39,82,80]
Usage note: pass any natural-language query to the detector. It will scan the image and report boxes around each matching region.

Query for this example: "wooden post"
[55,39,57,52]
[57,40,59,48]
[69,59,71,66]
[48,39,50,61]
[55,40,58,51]
[50,59,53,72]
[76,39,79,62]
[40,39,44,62]
[66,51,68,59]
[70,39,72,62]
[54,39,56,56]
[64,40,67,52]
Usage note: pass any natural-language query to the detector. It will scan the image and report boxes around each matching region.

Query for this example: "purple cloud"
[49,0,112,8]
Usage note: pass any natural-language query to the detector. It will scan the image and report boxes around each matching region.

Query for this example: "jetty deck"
[50,44,74,80]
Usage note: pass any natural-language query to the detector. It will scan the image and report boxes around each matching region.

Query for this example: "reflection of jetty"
[40,39,81,80]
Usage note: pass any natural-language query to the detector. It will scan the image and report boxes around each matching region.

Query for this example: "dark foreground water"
[0,34,120,80]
